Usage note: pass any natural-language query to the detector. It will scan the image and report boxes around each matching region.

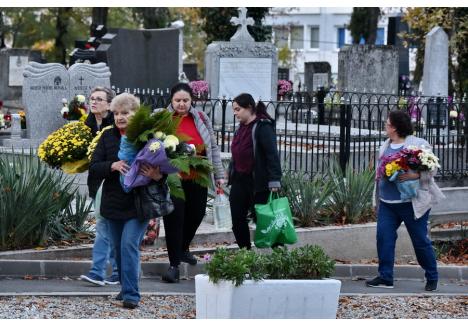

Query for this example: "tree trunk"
[54,8,72,65]
[91,7,108,35]
[365,8,380,44]
[0,10,6,48]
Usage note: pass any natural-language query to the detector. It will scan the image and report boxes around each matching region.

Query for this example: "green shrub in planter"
[205,245,335,286]
[0,149,92,250]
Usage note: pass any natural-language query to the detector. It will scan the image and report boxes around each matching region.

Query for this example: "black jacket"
[84,112,114,137]
[89,126,137,220]
[230,119,282,192]
[86,112,115,199]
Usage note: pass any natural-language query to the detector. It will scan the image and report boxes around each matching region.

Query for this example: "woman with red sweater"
[162,83,225,283]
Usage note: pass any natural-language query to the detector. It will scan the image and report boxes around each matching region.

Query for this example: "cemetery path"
[0,277,466,296]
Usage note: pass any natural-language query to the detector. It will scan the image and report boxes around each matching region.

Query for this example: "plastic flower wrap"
[38,121,93,173]
[122,105,213,196]
[61,95,88,122]
[377,145,441,200]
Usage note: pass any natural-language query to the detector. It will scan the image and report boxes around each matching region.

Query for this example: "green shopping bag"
[254,192,297,248]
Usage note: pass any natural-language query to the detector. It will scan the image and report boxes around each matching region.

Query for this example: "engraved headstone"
[422,26,448,97]
[0,48,41,110]
[304,62,331,92]
[69,62,111,98]
[338,45,399,94]
[205,7,278,106]
[2,62,111,149]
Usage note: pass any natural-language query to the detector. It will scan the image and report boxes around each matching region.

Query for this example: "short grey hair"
[90,86,115,103]
[110,93,140,113]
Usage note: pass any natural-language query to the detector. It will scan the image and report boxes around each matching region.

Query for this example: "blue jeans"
[377,201,438,282]
[89,218,119,281]
[107,218,148,304]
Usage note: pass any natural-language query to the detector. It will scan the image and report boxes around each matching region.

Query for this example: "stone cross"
[230,7,255,42]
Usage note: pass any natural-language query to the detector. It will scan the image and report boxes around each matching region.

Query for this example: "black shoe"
[425,280,438,291]
[115,292,123,301]
[162,266,180,283]
[181,251,197,265]
[123,300,138,309]
[365,276,394,288]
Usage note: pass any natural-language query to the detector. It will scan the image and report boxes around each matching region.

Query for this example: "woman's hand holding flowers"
[140,164,163,181]
[112,160,130,175]
[398,171,420,182]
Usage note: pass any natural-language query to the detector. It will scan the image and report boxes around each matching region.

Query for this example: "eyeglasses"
[90,97,106,103]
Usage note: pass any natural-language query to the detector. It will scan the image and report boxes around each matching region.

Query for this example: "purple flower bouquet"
[123,138,179,190]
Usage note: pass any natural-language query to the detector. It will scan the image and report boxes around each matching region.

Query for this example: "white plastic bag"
[213,188,232,230]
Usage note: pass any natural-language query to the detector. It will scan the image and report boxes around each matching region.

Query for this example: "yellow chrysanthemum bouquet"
[38,121,93,174]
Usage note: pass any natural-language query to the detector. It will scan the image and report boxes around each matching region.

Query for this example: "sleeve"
[89,131,114,180]
[258,123,282,188]
[201,111,224,180]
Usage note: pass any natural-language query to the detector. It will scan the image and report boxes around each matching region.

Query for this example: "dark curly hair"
[170,82,193,101]
[388,110,413,138]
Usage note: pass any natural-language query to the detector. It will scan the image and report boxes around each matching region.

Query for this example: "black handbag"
[133,180,174,220]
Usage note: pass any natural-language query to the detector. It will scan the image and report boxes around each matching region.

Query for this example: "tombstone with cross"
[205,7,278,114]
[230,7,255,42]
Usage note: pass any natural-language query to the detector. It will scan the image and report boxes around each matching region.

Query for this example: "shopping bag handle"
[268,191,280,203]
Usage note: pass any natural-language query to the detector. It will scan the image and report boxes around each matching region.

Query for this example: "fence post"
[316,86,326,125]
[338,97,352,173]
[221,97,227,152]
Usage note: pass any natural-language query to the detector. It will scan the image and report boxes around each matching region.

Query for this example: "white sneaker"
[80,274,105,286]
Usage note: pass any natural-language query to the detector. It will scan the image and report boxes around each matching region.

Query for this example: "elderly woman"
[161,82,224,283]
[367,110,444,292]
[80,86,119,287]
[89,93,162,309]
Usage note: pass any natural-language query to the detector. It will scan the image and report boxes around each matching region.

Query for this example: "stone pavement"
[0,277,467,297]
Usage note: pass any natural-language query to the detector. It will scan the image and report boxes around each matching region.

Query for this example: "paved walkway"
[0,277,466,297]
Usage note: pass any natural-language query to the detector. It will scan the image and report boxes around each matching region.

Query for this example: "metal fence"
[121,88,468,180]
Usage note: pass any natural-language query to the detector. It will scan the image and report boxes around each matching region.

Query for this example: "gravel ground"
[0,295,466,319]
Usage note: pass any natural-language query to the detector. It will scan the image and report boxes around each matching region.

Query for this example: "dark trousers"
[377,201,438,282]
[163,180,208,267]
[229,172,269,249]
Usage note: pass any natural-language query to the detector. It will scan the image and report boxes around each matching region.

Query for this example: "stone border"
[0,259,466,281]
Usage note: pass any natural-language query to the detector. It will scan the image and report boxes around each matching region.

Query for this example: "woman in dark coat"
[89,93,162,309]
[228,93,282,249]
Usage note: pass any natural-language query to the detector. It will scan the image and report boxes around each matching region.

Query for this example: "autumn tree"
[401,7,468,97]
[348,7,381,44]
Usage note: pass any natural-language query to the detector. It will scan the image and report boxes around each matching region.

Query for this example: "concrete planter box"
[195,274,341,319]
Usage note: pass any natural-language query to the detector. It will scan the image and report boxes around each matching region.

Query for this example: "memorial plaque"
[8,56,29,86]
[219,58,272,100]
[312,73,330,90]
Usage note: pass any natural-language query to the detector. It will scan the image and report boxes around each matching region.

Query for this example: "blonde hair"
[110,93,140,113]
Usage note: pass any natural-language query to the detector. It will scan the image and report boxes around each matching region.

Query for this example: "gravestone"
[304,62,331,92]
[205,7,278,102]
[337,45,399,94]
[95,27,181,91]
[2,62,111,149]
[0,48,42,109]
[69,63,111,98]
[183,63,198,81]
[422,26,448,97]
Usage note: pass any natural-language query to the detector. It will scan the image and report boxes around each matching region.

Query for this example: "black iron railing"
[114,88,468,179]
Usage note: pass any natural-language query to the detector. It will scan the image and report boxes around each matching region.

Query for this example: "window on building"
[290,26,304,49]
[310,26,319,48]
[375,27,385,45]
[273,26,288,48]
[337,27,346,48]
